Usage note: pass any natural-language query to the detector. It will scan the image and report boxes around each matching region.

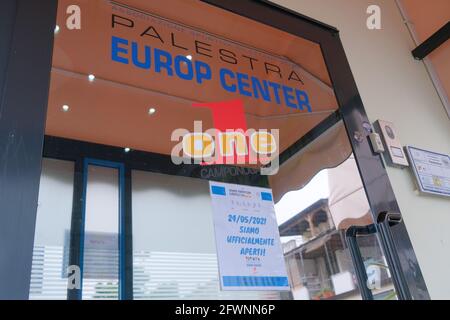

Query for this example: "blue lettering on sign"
[110,36,313,112]
[261,192,272,201]
[111,36,129,64]
[267,82,282,105]
[174,55,194,81]
[154,48,173,76]
[295,89,312,112]
[282,85,297,109]
[131,42,151,69]
[219,68,236,92]
[195,60,212,84]
[211,185,226,196]
[251,77,271,102]
[236,73,252,97]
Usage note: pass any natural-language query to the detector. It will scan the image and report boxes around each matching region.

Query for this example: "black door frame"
[0,0,430,299]
[0,0,58,300]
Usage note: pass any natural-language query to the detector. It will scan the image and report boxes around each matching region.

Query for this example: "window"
[30,159,74,300]
[132,171,280,300]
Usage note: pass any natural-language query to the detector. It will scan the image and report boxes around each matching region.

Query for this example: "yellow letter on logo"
[182,133,214,159]
[218,131,248,157]
[250,131,277,155]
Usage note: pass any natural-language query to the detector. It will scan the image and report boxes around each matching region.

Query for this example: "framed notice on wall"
[209,182,290,291]
[405,146,450,198]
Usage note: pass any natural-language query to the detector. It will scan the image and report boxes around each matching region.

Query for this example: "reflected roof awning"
[270,121,351,204]
[328,155,373,230]
[47,0,357,203]
[48,0,338,157]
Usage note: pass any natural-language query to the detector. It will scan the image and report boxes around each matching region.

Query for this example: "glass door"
[28,0,427,300]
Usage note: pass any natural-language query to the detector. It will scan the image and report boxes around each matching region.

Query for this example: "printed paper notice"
[209,181,290,291]
[406,146,450,197]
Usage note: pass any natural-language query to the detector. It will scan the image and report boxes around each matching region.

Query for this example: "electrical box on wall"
[373,120,409,168]
[368,132,385,154]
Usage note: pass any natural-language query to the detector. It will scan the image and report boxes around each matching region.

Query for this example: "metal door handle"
[376,212,412,300]
[345,224,377,300]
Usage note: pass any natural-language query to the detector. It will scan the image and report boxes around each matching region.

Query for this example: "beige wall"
[271,0,450,299]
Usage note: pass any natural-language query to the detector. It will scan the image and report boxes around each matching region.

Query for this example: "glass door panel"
[30,158,74,300]
[81,164,120,300]
[274,122,398,300]
[31,0,410,300]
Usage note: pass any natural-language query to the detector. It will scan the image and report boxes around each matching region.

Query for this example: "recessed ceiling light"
[186,55,193,60]
[54,25,60,34]
[88,74,95,82]
[124,147,131,153]
[148,107,156,115]
[62,104,70,112]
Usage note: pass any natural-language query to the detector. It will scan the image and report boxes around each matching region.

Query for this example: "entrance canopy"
[47,0,350,202]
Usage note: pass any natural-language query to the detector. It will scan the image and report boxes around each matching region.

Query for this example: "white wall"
[271,0,450,299]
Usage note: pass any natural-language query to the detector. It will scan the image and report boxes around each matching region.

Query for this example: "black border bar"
[412,22,450,60]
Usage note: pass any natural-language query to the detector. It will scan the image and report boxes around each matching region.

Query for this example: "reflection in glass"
[274,150,396,300]
[357,234,397,300]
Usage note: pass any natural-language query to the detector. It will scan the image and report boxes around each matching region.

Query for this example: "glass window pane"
[132,171,281,300]
[30,158,74,300]
[81,165,119,300]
